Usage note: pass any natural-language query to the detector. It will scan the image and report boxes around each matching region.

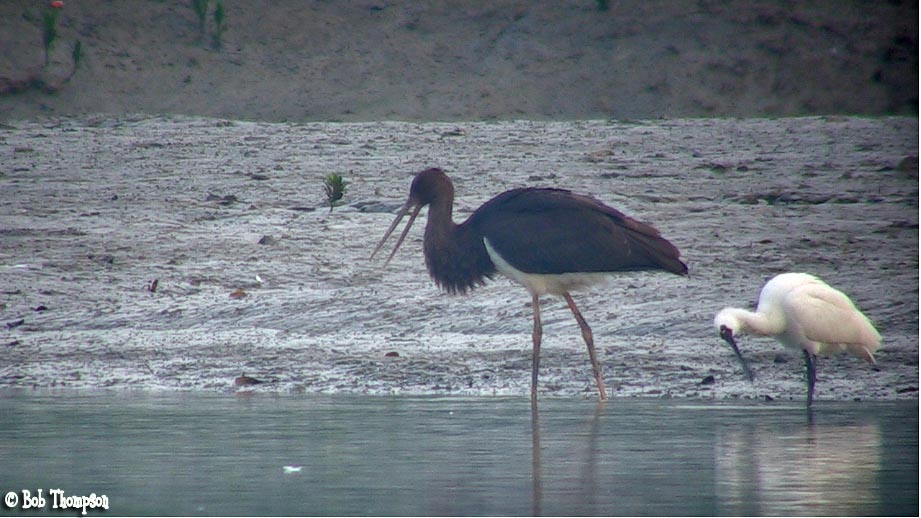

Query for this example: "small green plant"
[42,7,61,67]
[191,0,209,40]
[211,1,226,50]
[67,40,82,79]
[323,174,348,212]
[71,40,82,66]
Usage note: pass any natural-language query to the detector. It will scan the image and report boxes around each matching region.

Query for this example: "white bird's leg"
[531,293,542,402]
[563,293,608,401]
[803,350,817,407]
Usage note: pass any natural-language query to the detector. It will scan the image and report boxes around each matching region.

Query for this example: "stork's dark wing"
[467,188,687,276]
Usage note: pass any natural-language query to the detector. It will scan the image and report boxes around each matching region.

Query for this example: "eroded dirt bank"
[1,1,916,121]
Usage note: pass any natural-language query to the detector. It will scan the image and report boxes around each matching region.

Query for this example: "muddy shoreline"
[0,115,917,402]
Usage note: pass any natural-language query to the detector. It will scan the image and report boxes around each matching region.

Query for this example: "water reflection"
[527,399,723,516]
[715,421,881,515]
[530,399,606,516]
[531,399,542,516]
[527,401,915,516]
[0,392,915,516]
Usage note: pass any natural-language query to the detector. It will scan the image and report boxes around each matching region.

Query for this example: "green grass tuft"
[191,0,209,39]
[211,1,226,50]
[42,8,60,67]
[323,174,348,212]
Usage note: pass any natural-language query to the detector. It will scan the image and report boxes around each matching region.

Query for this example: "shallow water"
[0,391,916,516]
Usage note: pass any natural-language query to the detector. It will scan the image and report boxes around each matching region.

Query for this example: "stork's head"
[370,168,453,265]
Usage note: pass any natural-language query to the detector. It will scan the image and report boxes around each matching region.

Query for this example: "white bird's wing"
[783,282,881,363]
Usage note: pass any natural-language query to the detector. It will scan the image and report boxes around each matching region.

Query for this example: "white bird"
[714,272,881,406]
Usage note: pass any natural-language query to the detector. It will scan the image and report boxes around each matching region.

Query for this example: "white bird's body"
[714,273,881,406]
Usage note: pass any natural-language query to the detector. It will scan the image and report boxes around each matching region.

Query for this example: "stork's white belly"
[484,238,611,296]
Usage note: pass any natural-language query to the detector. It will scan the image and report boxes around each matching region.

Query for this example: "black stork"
[371,167,688,400]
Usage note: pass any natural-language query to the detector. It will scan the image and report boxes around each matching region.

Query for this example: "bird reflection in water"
[528,399,606,516]
[714,420,882,515]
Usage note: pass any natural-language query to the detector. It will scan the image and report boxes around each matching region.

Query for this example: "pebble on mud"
[234,373,264,386]
[5,319,25,330]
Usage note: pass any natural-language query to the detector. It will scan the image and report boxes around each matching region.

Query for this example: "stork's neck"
[423,195,457,245]
[420,194,495,294]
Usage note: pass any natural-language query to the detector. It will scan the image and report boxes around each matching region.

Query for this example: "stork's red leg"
[531,293,542,402]
[564,293,607,400]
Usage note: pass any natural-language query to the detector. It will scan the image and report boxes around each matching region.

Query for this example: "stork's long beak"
[719,325,755,381]
[370,198,422,265]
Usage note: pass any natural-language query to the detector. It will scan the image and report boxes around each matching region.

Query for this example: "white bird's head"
[714,308,755,381]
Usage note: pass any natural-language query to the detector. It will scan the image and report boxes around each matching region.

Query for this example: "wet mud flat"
[0,115,917,402]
